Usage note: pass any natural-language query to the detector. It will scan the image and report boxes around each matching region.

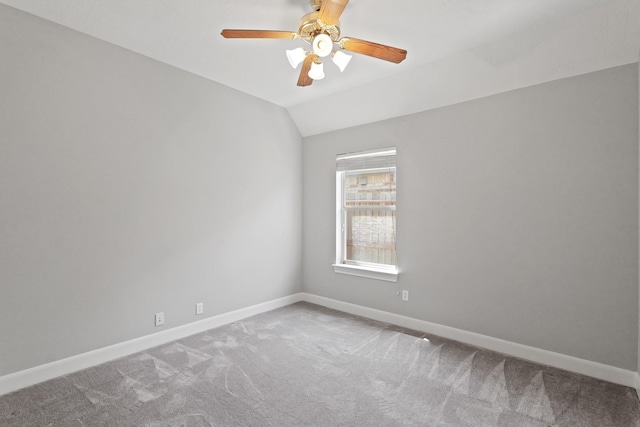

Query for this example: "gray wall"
[1,4,637,380]
[0,5,302,377]
[303,64,639,370]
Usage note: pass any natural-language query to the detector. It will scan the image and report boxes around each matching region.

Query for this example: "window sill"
[332,264,398,282]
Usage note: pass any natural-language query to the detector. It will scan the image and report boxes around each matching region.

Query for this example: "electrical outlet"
[155,312,165,326]
[196,303,204,315]
[402,290,409,301]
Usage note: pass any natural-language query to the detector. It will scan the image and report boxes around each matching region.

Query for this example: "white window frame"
[332,148,398,282]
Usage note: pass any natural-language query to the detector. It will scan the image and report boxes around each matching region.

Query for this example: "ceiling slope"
[1,0,638,136]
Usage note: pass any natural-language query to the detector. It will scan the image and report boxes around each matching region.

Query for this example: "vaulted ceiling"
[2,0,638,136]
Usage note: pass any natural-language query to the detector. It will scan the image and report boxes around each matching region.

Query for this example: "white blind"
[336,147,396,171]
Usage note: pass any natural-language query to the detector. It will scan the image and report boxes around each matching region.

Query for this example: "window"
[333,147,398,282]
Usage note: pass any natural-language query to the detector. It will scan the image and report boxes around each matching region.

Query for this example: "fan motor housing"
[298,11,340,42]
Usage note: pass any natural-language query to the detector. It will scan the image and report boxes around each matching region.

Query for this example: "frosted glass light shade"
[312,34,333,58]
[308,61,325,80]
[332,50,352,72]
[286,48,306,69]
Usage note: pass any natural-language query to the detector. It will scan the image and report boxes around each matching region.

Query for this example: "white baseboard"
[301,293,638,388]
[0,293,304,396]
[1,291,636,396]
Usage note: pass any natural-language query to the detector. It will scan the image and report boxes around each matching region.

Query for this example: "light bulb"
[308,60,325,80]
[312,34,333,58]
[286,48,306,69]
[332,50,352,72]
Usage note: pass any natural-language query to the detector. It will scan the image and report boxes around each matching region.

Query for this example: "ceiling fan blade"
[297,54,317,87]
[318,0,349,25]
[340,37,407,63]
[221,29,297,39]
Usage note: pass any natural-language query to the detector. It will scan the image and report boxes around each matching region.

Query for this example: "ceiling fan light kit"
[286,47,306,68]
[221,0,407,87]
[308,60,325,80]
[312,33,333,57]
[287,34,351,80]
[332,50,352,72]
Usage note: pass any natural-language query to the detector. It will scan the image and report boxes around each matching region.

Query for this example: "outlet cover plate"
[155,312,165,326]
[196,303,204,315]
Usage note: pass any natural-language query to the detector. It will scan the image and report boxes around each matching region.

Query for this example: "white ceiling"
[2,0,639,136]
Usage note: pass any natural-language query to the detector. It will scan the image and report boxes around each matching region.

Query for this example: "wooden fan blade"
[221,29,297,39]
[340,37,407,63]
[297,54,317,87]
[318,0,349,25]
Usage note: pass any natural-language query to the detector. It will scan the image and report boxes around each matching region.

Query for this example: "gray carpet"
[1,302,639,426]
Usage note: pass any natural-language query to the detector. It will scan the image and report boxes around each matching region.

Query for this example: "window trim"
[332,263,398,282]
[334,149,398,282]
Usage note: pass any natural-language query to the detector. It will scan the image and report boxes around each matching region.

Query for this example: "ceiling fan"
[221,0,407,87]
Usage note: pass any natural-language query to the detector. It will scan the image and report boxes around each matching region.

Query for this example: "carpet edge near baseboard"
[0,293,305,396]
[301,293,637,389]
[0,291,636,396]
